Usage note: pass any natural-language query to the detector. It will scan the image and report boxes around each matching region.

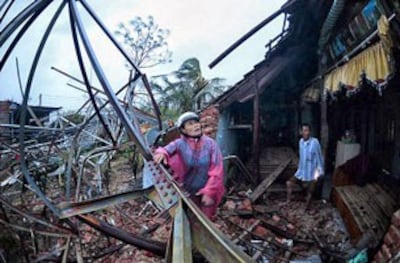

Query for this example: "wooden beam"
[233,219,260,244]
[320,91,328,154]
[252,80,261,183]
[318,59,329,172]
[250,159,291,202]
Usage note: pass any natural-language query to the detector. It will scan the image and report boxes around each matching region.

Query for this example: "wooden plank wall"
[332,183,397,245]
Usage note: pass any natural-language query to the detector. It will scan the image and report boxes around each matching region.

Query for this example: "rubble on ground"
[216,189,352,262]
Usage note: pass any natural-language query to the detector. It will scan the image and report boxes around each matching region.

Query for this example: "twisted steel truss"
[0,1,254,262]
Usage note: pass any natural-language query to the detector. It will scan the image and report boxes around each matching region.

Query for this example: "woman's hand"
[196,192,215,207]
[153,153,167,165]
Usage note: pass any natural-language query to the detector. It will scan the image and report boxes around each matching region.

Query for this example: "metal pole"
[208,3,292,69]
[68,0,151,160]
[18,0,67,217]
[0,0,52,47]
[0,0,14,24]
[68,4,117,149]
[77,214,167,256]
[78,0,163,130]
[0,1,50,70]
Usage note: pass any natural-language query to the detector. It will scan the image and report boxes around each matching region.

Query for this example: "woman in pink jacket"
[154,112,224,220]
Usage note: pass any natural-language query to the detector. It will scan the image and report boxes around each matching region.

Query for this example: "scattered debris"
[250,158,291,202]
[217,187,354,262]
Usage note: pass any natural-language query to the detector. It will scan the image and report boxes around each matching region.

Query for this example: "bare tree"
[115,15,172,69]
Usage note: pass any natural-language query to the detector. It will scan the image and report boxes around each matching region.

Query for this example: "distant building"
[0,100,61,142]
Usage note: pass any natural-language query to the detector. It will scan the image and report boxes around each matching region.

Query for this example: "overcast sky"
[0,0,285,110]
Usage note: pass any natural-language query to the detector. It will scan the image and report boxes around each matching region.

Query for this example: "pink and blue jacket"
[156,135,225,215]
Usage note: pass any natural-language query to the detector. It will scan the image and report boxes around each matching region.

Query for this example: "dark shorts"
[287,176,318,194]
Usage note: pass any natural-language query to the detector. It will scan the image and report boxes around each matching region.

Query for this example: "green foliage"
[151,58,228,119]
[115,16,172,69]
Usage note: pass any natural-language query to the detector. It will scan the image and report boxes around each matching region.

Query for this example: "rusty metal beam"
[0,218,72,238]
[18,0,67,218]
[79,0,163,130]
[0,196,73,233]
[157,165,255,263]
[0,1,266,261]
[0,0,52,47]
[171,200,192,263]
[187,207,254,263]
[77,214,166,257]
[58,187,153,218]
[68,0,151,160]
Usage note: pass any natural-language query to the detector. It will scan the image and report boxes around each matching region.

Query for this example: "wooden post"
[319,62,329,164]
[253,74,261,183]
[296,100,301,140]
[320,88,328,153]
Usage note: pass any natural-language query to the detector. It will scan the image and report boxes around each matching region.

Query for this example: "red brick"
[382,244,392,260]
[254,225,271,237]
[392,210,400,228]
[237,198,252,212]
[389,225,400,244]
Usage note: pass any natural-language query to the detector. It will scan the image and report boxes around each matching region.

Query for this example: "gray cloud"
[0,0,285,110]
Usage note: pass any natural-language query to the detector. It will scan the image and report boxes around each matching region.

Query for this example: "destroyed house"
[0,100,61,143]
[2,0,400,261]
[211,0,400,260]
[0,100,60,126]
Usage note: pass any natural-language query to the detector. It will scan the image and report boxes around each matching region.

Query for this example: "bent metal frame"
[0,1,254,262]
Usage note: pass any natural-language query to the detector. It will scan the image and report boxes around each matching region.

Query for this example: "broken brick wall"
[200,105,220,139]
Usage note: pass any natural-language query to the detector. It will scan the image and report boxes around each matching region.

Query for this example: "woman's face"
[182,119,202,137]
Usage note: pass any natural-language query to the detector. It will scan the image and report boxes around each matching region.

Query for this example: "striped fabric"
[295,137,324,182]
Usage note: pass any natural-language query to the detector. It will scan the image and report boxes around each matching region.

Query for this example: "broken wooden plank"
[250,159,291,202]
[233,219,260,244]
[333,183,395,245]
[366,184,396,217]
[332,187,363,241]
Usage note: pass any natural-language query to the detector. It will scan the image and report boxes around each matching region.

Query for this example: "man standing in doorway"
[286,124,324,210]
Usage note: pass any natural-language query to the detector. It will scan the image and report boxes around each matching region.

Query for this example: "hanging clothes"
[324,41,390,92]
